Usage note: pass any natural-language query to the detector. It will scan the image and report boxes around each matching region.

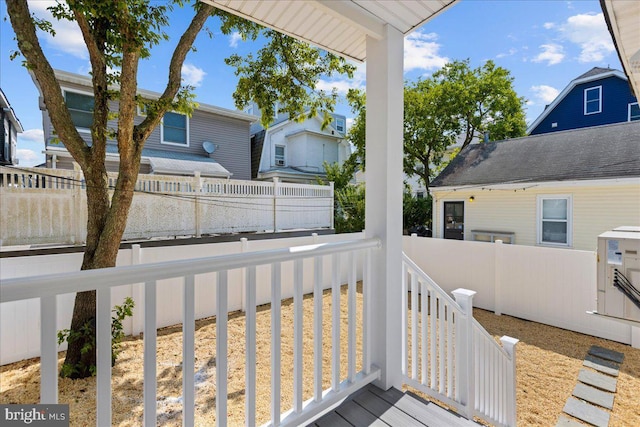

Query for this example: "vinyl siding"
[44,82,251,179]
[530,77,637,135]
[432,182,640,251]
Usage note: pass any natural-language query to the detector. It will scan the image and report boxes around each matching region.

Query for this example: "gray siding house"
[0,88,24,166]
[37,70,256,179]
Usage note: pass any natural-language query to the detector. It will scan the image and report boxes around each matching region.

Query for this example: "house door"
[444,201,464,240]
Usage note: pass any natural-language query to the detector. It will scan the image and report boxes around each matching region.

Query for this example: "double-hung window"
[335,117,345,133]
[629,102,640,121]
[537,195,572,247]
[275,145,285,166]
[161,111,188,146]
[65,91,94,131]
[584,86,602,115]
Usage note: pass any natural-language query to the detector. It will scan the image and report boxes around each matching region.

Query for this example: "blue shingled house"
[527,67,639,135]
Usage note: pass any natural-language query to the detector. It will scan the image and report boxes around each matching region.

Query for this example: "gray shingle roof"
[575,67,617,80]
[430,121,640,188]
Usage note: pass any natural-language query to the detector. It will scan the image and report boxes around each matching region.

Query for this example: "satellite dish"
[202,141,217,154]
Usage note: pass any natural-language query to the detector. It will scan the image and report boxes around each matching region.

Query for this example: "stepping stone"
[578,369,617,393]
[588,346,624,364]
[563,397,610,427]
[584,354,620,377]
[572,382,615,410]
[556,415,587,427]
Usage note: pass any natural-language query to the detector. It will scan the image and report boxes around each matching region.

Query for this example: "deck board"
[310,384,481,427]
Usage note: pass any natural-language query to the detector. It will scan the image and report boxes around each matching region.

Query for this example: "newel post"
[500,336,519,427]
[452,288,477,419]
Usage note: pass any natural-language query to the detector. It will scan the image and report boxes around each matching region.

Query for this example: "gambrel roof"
[431,121,640,189]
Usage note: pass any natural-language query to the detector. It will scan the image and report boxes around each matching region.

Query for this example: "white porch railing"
[402,253,518,427]
[0,238,380,427]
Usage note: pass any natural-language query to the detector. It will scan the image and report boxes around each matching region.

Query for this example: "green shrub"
[57,297,134,377]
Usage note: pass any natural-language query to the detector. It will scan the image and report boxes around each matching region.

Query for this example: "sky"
[0,0,622,167]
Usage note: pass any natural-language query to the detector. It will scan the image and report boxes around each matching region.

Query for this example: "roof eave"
[51,69,257,123]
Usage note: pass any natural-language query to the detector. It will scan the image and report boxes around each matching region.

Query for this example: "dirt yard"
[1,285,638,426]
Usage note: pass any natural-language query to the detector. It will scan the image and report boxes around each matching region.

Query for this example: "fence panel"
[403,235,633,345]
[0,166,333,246]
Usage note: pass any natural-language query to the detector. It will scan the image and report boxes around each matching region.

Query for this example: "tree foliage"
[7,0,353,378]
[404,59,526,191]
[403,190,431,232]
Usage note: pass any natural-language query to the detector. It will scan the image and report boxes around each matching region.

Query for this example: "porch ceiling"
[601,0,640,97]
[200,0,457,62]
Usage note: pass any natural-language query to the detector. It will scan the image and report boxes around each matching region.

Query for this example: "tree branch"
[6,0,90,166]
[135,2,213,144]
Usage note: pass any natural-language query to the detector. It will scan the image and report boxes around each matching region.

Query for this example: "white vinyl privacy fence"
[403,235,639,347]
[0,166,333,246]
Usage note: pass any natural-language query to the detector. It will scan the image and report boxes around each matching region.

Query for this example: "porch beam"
[365,24,404,391]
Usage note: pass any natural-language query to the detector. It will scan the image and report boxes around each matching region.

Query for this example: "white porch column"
[365,24,404,390]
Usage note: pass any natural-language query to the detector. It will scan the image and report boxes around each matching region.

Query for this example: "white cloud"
[559,13,614,62]
[404,31,448,72]
[531,85,560,104]
[316,62,365,95]
[29,1,88,59]
[181,63,206,87]
[543,22,555,30]
[229,32,243,48]
[16,149,42,167]
[532,44,565,66]
[19,129,45,144]
[496,48,517,59]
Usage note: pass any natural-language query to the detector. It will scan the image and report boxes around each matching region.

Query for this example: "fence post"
[452,288,476,419]
[72,163,83,244]
[131,244,144,335]
[273,177,279,233]
[500,336,519,427]
[494,239,503,316]
[240,237,249,312]
[194,172,201,238]
[330,181,335,230]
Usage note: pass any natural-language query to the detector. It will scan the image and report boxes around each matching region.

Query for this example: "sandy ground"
[1,285,639,426]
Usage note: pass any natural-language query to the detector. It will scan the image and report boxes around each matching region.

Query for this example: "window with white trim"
[335,117,345,133]
[629,102,640,121]
[275,145,285,166]
[161,111,188,146]
[584,86,602,115]
[64,90,94,131]
[537,195,572,246]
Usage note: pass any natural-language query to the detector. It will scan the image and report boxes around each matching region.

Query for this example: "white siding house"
[251,109,351,183]
[430,121,640,251]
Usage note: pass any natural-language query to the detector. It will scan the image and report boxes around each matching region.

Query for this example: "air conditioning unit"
[276,159,285,166]
[595,227,640,323]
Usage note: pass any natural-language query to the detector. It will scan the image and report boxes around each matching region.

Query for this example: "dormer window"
[584,86,602,115]
[335,117,345,133]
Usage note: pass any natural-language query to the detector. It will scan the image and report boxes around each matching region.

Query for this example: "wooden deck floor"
[309,384,481,427]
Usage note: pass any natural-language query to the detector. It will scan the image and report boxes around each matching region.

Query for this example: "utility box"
[597,227,640,323]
